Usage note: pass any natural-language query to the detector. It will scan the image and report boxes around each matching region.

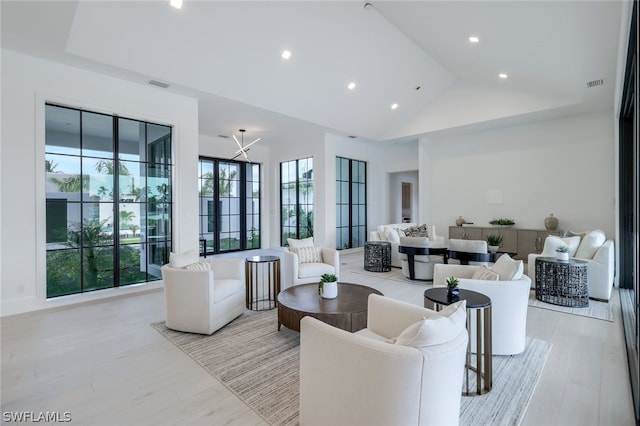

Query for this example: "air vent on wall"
[217,134,230,139]
[586,79,604,88]
[148,80,170,88]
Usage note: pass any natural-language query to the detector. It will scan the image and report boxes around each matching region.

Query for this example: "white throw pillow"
[394,300,466,347]
[169,249,199,268]
[385,229,400,243]
[290,246,323,263]
[543,236,581,257]
[287,237,315,249]
[574,230,606,259]
[471,266,499,281]
[184,260,211,271]
[491,254,523,281]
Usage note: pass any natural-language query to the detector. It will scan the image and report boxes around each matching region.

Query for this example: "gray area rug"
[528,290,614,322]
[153,309,551,426]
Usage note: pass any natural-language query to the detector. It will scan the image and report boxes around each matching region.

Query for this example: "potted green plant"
[556,245,569,261]
[446,276,460,298]
[489,218,515,227]
[485,234,503,253]
[319,273,338,299]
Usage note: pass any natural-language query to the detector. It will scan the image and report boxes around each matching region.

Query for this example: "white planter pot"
[556,252,569,261]
[488,245,499,253]
[320,281,338,299]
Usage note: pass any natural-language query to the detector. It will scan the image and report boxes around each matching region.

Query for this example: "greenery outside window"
[336,157,367,249]
[45,104,172,298]
[281,158,314,245]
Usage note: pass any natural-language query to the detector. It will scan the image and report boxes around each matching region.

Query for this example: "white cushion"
[394,300,466,347]
[184,260,211,271]
[385,229,400,243]
[574,230,606,259]
[543,235,581,257]
[298,262,335,278]
[471,266,499,281]
[492,254,523,281]
[290,246,322,263]
[287,237,315,248]
[169,249,199,268]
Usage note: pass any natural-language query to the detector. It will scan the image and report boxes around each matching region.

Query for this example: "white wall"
[1,49,199,316]
[423,110,616,240]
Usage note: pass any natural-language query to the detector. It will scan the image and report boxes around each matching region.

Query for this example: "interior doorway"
[402,182,412,223]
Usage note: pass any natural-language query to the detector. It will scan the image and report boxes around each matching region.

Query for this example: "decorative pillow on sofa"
[184,260,211,271]
[393,300,466,347]
[471,266,499,281]
[169,249,199,268]
[288,237,314,249]
[574,230,606,259]
[543,235,581,257]
[290,246,323,263]
[491,254,523,281]
[385,229,400,243]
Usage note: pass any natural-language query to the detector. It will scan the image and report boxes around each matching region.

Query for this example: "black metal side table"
[245,255,281,311]
[535,257,589,307]
[364,241,392,272]
[424,287,492,396]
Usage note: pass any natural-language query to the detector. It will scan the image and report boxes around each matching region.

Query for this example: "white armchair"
[398,236,446,280]
[161,258,246,335]
[300,294,468,426]
[369,223,445,268]
[282,238,339,289]
[527,231,615,301]
[447,239,489,266]
[434,261,531,355]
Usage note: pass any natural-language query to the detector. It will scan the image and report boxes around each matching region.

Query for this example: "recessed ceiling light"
[391,103,399,110]
[281,50,292,60]
[498,73,508,79]
[469,36,479,43]
[170,0,183,9]
[347,82,356,90]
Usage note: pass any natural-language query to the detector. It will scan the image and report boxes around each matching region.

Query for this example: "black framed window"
[198,157,261,255]
[45,104,172,298]
[336,157,367,250]
[280,158,314,245]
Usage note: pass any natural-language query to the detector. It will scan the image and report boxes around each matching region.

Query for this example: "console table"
[535,257,589,307]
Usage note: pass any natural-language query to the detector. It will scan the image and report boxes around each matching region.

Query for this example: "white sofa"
[299,294,468,426]
[527,230,615,301]
[161,256,246,335]
[433,260,531,355]
[369,223,445,268]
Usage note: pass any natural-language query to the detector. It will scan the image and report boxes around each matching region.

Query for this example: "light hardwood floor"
[1,251,635,425]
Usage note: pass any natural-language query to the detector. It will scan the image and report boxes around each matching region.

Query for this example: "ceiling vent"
[586,79,604,88]
[148,80,170,88]
[217,134,230,139]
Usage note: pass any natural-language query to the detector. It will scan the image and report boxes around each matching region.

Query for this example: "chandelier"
[231,129,261,162]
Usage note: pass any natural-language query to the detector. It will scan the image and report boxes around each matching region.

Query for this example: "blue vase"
[448,286,460,298]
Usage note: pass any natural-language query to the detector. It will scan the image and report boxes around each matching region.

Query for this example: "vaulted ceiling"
[1,1,624,145]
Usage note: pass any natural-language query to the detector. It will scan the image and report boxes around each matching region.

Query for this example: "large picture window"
[45,104,172,298]
[336,157,367,249]
[281,158,314,245]
[198,158,261,255]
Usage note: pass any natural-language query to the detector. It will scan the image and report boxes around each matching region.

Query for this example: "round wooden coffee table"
[277,282,382,332]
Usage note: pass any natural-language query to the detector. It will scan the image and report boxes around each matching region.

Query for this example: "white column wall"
[1,50,199,316]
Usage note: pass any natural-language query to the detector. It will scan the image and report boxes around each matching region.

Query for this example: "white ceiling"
[1,1,624,145]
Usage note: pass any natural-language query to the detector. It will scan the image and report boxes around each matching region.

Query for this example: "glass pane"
[45,105,80,155]
[46,154,81,195]
[82,158,114,202]
[149,240,170,270]
[119,118,146,162]
[148,203,170,237]
[148,165,171,202]
[83,246,113,291]
[119,161,144,202]
[200,160,214,178]
[82,111,113,158]
[46,199,80,245]
[147,123,171,165]
[120,244,148,285]
[119,204,142,244]
[46,249,81,297]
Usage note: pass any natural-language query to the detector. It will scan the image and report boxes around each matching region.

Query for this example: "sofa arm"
[368,231,382,241]
[320,247,340,279]
[433,264,477,287]
[366,294,445,339]
[281,249,299,290]
[207,258,245,280]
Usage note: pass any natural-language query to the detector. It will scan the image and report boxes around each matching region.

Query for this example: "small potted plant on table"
[485,234,503,253]
[319,273,338,299]
[556,246,569,261]
[446,276,460,298]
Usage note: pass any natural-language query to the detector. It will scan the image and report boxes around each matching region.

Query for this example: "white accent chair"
[161,258,246,335]
[447,239,489,266]
[527,231,615,301]
[398,236,447,280]
[299,294,468,426]
[282,238,339,289]
[433,262,531,355]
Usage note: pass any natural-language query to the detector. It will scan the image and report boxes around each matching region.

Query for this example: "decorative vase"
[545,213,558,231]
[447,286,460,298]
[556,252,569,261]
[456,216,465,226]
[320,281,338,299]
[488,245,499,253]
